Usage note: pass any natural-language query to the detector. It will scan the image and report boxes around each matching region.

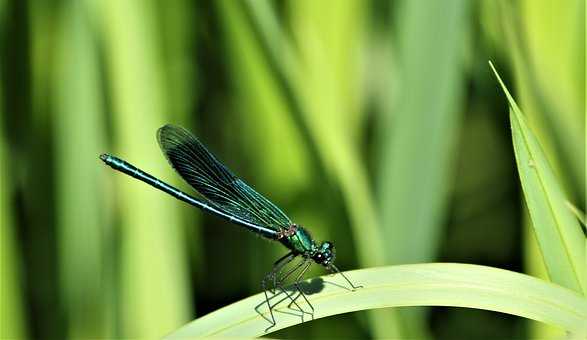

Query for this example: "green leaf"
[98,0,192,336]
[377,1,469,337]
[379,0,468,265]
[53,1,110,337]
[0,45,27,340]
[165,264,587,338]
[490,61,587,295]
[565,201,586,228]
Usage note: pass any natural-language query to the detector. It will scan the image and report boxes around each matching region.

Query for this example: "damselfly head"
[312,241,335,266]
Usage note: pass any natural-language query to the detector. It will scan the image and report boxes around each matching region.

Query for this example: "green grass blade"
[0,47,27,340]
[98,0,192,337]
[565,201,586,228]
[518,0,585,202]
[490,62,587,295]
[165,264,587,338]
[157,0,196,124]
[377,1,469,336]
[493,4,586,336]
[0,175,26,339]
[380,0,468,265]
[523,215,566,338]
[53,1,111,337]
[498,0,585,204]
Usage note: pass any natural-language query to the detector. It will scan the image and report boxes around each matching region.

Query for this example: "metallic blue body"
[100,154,278,239]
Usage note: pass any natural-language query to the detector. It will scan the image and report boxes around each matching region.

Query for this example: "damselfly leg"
[286,259,313,313]
[274,257,313,313]
[264,252,294,294]
[261,254,316,331]
[329,264,363,290]
[261,252,305,330]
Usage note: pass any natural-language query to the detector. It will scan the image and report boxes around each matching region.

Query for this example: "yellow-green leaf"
[166,264,587,338]
[490,61,586,295]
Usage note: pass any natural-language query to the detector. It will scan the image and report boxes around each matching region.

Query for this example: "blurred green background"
[1,0,584,339]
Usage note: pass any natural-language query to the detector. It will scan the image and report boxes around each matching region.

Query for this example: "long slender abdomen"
[99,153,278,239]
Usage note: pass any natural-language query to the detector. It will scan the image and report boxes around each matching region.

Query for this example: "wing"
[157,124,292,230]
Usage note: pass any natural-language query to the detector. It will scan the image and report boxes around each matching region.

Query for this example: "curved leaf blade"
[166,264,587,338]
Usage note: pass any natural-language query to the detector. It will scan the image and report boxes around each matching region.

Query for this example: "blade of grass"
[381,0,468,267]
[28,0,54,127]
[499,0,585,205]
[518,0,584,203]
[166,264,587,338]
[26,2,62,337]
[565,201,586,228]
[98,0,192,337]
[0,44,27,339]
[53,1,111,337]
[494,3,586,336]
[0,174,27,339]
[157,0,196,124]
[523,214,566,339]
[490,62,587,295]
[377,1,469,337]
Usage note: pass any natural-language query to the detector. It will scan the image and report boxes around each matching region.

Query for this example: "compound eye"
[322,241,333,251]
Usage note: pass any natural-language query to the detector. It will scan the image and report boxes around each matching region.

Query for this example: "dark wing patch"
[157,124,292,230]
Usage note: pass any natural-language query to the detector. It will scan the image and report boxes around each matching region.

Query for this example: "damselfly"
[100,124,360,329]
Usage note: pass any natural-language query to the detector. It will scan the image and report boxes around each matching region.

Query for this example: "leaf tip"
[488,62,522,116]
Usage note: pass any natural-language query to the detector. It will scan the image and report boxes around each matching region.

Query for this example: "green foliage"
[231,1,398,337]
[490,62,586,295]
[0,55,27,340]
[1,0,585,338]
[378,1,469,336]
[53,2,110,337]
[98,0,192,337]
[166,264,587,337]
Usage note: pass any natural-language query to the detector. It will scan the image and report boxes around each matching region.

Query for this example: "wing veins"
[157,125,292,230]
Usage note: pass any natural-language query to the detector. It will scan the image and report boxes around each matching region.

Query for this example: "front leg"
[328,264,363,290]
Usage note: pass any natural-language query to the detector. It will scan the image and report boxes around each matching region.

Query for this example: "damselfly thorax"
[277,224,336,266]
